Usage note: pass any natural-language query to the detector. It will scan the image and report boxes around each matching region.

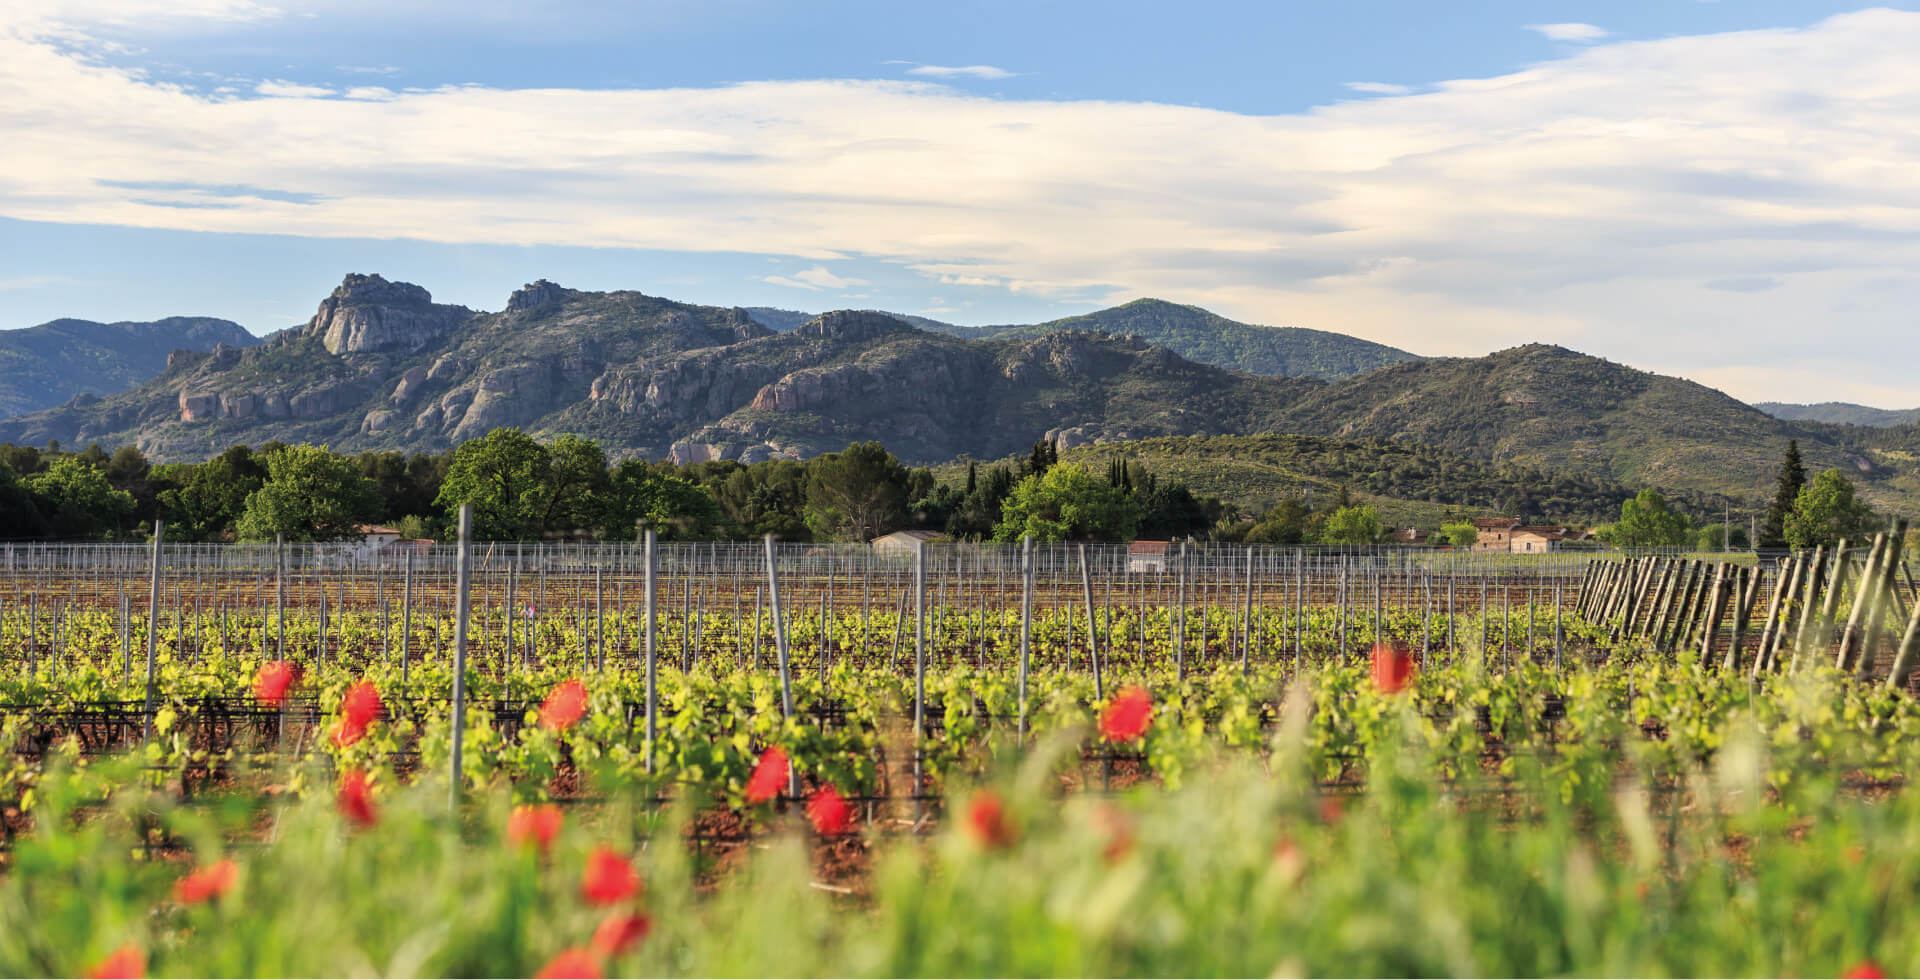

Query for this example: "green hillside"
[1757,401,1920,428]
[942,433,1745,530]
[928,298,1418,379]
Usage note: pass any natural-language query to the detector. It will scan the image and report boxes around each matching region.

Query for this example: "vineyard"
[3,525,1920,977]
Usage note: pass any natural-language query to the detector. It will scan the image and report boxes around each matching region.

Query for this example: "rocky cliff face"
[306,273,474,355]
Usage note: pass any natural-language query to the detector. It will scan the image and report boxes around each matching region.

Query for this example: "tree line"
[5,432,1876,549]
[0,431,1228,544]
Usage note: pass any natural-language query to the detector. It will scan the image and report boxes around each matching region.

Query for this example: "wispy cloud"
[905,64,1014,80]
[763,266,869,291]
[4,9,1920,401]
[254,79,334,97]
[1527,22,1609,42]
[0,273,89,291]
[1344,81,1412,95]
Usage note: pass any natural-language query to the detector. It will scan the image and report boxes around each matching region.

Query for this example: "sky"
[3,0,1919,407]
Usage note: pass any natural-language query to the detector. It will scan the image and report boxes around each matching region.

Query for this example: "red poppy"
[173,858,238,904]
[1370,642,1414,694]
[507,804,564,852]
[591,911,653,958]
[331,681,384,747]
[337,769,377,827]
[534,948,601,980]
[1844,963,1889,980]
[87,945,144,979]
[807,785,853,836]
[1099,687,1153,742]
[965,791,1015,849]
[745,746,788,804]
[253,661,299,706]
[581,846,641,905]
[541,679,589,732]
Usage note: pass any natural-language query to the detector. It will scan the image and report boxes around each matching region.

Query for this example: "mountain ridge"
[0,316,260,418]
[3,273,1915,515]
[1756,401,1920,428]
[745,297,1417,380]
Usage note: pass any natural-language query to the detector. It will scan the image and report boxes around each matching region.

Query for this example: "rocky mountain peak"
[306,273,473,356]
[507,279,569,311]
[330,273,433,307]
[793,310,912,343]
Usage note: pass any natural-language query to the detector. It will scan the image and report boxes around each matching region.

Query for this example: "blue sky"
[4,1,1920,404]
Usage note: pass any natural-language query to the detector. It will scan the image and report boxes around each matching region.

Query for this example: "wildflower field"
[1,541,1916,977]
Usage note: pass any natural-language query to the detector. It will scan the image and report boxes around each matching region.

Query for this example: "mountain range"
[1756,402,1920,428]
[0,316,258,418]
[745,298,1418,380]
[0,273,1913,514]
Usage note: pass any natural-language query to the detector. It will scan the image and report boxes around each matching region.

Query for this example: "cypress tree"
[1759,439,1805,549]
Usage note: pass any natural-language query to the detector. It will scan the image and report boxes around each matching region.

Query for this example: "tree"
[28,455,135,539]
[156,445,267,541]
[1758,440,1805,549]
[538,435,612,536]
[804,442,911,542]
[603,460,723,540]
[1784,469,1877,549]
[1244,499,1308,545]
[0,458,51,538]
[235,445,380,542]
[1603,489,1692,549]
[435,428,552,540]
[1023,439,1058,478]
[1695,523,1751,551]
[706,460,811,539]
[992,463,1140,542]
[1136,482,1211,539]
[354,450,445,523]
[1440,521,1478,548]
[1320,505,1384,545]
[104,445,150,486]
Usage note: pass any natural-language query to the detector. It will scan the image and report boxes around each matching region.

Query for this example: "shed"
[870,530,949,558]
[1128,540,1171,574]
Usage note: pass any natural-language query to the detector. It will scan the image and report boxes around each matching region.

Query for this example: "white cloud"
[1344,81,1412,95]
[763,266,868,291]
[4,9,1920,402]
[906,64,1014,80]
[254,79,334,97]
[1527,22,1609,42]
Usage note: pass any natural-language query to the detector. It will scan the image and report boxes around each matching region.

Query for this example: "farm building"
[344,525,402,562]
[1128,540,1172,573]
[1389,527,1431,545]
[1472,518,1574,553]
[870,529,950,558]
[1469,518,1522,552]
[1509,526,1570,553]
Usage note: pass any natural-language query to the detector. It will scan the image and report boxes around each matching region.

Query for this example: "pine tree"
[1759,439,1805,549]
